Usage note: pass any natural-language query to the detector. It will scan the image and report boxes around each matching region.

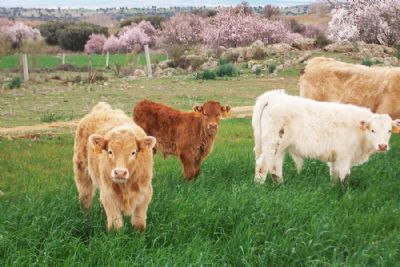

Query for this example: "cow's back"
[300,57,400,119]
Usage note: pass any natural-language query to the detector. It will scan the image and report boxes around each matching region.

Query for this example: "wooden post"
[144,44,152,78]
[22,54,29,81]
[62,53,65,65]
[106,52,109,68]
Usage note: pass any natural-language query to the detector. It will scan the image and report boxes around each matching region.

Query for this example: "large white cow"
[252,90,400,184]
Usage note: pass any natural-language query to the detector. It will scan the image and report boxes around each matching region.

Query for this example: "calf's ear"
[89,134,108,153]
[139,136,156,150]
[221,105,231,118]
[392,119,400,133]
[359,120,369,131]
[193,106,203,113]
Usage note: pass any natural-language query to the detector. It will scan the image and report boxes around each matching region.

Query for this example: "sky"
[1,0,316,9]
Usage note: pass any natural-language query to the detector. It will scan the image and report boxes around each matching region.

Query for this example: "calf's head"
[360,115,400,152]
[193,101,230,135]
[89,128,156,184]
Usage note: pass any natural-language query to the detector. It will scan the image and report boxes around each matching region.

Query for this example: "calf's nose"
[378,144,388,151]
[113,168,128,178]
[208,123,218,130]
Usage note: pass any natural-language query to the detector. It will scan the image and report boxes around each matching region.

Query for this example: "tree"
[202,5,292,47]
[327,0,400,45]
[1,22,41,49]
[160,13,205,46]
[263,4,280,18]
[84,33,107,54]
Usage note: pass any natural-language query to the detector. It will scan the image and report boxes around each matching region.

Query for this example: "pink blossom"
[0,22,41,48]
[161,13,205,46]
[84,33,107,54]
[103,35,121,53]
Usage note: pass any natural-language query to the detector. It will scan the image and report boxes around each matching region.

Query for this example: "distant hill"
[0,5,312,23]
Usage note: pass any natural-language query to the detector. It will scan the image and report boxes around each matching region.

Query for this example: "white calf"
[252,90,399,184]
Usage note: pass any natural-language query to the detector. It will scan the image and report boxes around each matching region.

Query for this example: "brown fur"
[73,102,156,232]
[133,100,230,181]
[300,57,400,120]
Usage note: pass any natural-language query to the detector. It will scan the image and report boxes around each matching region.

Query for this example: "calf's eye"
[389,130,392,133]
[108,150,113,155]
[371,129,375,133]
[131,151,136,156]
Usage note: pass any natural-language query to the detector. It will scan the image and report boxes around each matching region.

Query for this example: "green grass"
[0,53,167,69]
[1,119,400,265]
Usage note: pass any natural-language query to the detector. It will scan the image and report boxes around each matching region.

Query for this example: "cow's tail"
[252,89,286,160]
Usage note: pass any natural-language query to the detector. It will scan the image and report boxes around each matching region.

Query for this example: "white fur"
[253,90,395,184]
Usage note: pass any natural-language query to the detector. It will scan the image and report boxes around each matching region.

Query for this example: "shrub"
[218,58,229,66]
[268,63,277,74]
[56,22,108,51]
[6,76,21,89]
[164,44,188,67]
[39,21,69,45]
[103,35,121,53]
[215,63,238,77]
[196,69,216,80]
[362,57,373,66]
[255,67,262,76]
[315,33,331,48]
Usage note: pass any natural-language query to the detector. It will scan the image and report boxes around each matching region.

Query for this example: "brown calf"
[73,102,156,232]
[133,100,230,180]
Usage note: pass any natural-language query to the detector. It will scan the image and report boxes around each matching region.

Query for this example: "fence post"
[22,54,29,81]
[62,53,65,65]
[106,52,109,68]
[144,44,152,78]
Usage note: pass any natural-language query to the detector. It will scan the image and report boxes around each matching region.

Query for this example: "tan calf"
[73,102,156,232]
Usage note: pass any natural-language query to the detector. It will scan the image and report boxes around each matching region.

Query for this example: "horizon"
[0,0,315,9]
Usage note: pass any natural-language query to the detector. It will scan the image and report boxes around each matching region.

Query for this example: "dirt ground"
[0,106,253,139]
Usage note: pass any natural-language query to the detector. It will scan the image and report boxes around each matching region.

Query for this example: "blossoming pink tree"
[202,5,293,47]
[0,22,41,48]
[161,13,205,46]
[327,0,400,45]
[84,33,107,54]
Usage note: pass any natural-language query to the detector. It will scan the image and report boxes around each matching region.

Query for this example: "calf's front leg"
[131,187,153,232]
[100,193,123,231]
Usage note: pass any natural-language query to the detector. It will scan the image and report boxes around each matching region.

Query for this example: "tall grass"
[1,119,400,265]
[0,53,167,69]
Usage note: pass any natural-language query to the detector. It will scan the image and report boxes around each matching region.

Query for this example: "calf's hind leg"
[73,155,95,209]
[180,154,200,181]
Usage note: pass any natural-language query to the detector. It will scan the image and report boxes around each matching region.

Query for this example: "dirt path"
[0,106,254,139]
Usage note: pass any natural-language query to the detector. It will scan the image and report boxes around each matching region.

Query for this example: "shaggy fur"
[133,99,230,181]
[73,102,156,232]
[252,90,399,184]
[300,57,400,120]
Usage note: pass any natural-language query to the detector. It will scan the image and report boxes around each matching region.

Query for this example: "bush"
[362,57,373,67]
[1,22,41,49]
[40,21,108,51]
[268,63,277,74]
[84,34,107,54]
[196,69,216,80]
[39,21,69,45]
[315,33,330,48]
[218,58,229,66]
[164,44,188,67]
[255,67,262,76]
[215,63,238,77]
[6,76,21,89]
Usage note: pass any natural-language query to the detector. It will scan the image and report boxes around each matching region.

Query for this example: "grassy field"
[1,119,400,266]
[1,50,399,265]
[0,53,167,69]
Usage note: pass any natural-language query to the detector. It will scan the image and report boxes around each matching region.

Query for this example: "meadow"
[1,52,400,266]
[1,119,400,266]
[0,52,167,70]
